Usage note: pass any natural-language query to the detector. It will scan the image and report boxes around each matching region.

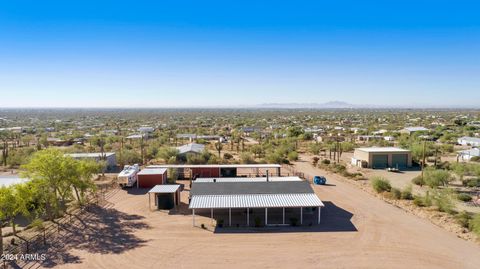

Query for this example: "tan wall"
[354,149,412,168]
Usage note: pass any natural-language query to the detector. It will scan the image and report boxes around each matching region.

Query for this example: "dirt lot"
[30,164,479,269]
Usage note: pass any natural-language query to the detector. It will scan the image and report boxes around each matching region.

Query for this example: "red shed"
[137,168,167,188]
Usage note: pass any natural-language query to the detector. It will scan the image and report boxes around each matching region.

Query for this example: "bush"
[423,168,452,188]
[287,151,299,161]
[465,178,480,188]
[223,153,233,160]
[413,196,426,207]
[455,211,472,228]
[321,159,330,165]
[469,214,480,236]
[371,177,392,193]
[470,156,480,162]
[390,187,402,199]
[457,193,473,202]
[401,185,414,200]
[412,176,424,186]
[432,189,455,214]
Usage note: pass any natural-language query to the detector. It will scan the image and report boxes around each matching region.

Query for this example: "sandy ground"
[21,162,477,269]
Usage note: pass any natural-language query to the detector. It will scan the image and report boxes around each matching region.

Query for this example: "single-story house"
[458,137,480,147]
[189,179,324,227]
[400,127,429,135]
[352,147,412,169]
[66,152,117,170]
[356,135,383,142]
[457,148,480,162]
[176,143,205,156]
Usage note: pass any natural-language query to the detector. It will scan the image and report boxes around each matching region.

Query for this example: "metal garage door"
[391,154,408,169]
[372,154,388,169]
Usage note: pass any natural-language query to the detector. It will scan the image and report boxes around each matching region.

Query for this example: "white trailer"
[118,164,140,187]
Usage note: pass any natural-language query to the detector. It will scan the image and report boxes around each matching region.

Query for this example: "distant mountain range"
[256,101,359,109]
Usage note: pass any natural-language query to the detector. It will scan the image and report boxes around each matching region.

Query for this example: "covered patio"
[188,181,324,228]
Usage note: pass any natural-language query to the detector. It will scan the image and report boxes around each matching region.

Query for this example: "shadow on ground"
[211,201,357,234]
[29,204,150,268]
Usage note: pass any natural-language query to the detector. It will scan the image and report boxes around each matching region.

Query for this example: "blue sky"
[0,0,479,108]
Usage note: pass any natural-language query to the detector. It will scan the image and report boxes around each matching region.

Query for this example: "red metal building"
[137,168,167,188]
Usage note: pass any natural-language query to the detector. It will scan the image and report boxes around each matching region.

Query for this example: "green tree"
[423,168,452,188]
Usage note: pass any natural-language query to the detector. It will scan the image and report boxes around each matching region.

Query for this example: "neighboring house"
[352,147,412,169]
[384,136,395,142]
[457,148,480,162]
[138,126,155,133]
[66,152,117,170]
[176,143,205,156]
[356,135,383,142]
[458,136,480,147]
[400,127,429,135]
[47,137,73,146]
[315,135,345,143]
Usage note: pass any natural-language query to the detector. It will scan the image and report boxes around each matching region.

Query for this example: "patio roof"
[189,193,324,209]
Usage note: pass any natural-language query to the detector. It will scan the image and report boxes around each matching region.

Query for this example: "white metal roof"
[403,126,429,132]
[459,136,480,143]
[138,168,167,175]
[148,184,180,193]
[189,193,324,209]
[194,176,302,183]
[66,152,115,158]
[176,143,205,154]
[356,147,410,153]
[147,164,281,169]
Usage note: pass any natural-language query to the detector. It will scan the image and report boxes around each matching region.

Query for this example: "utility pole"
[421,139,426,180]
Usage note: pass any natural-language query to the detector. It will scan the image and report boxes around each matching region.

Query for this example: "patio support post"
[265,208,268,226]
[283,207,285,225]
[300,207,303,225]
[318,207,321,224]
[229,208,232,226]
[247,208,250,226]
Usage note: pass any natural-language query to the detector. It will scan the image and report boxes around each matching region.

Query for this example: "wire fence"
[1,183,118,269]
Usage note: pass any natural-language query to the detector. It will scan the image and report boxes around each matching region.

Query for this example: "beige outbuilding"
[352,147,412,169]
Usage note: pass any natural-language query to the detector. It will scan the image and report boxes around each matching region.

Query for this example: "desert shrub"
[431,189,455,214]
[413,192,433,207]
[457,193,473,202]
[287,151,299,161]
[371,177,392,193]
[332,164,346,173]
[201,223,206,229]
[470,156,480,162]
[321,159,330,165]
[390,187,401,199]
[469,214,480,236]
[413,196,426,207]
[401,185,414,200]
[464,178,480,188]
[312,156,320,166]
[423,168,452,188]
[455,211,472,228]
[223,153,233,160]
[412,176,424,186]
[240,152,255,164]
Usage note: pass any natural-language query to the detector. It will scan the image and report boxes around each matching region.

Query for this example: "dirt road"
[43,161,480,269]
